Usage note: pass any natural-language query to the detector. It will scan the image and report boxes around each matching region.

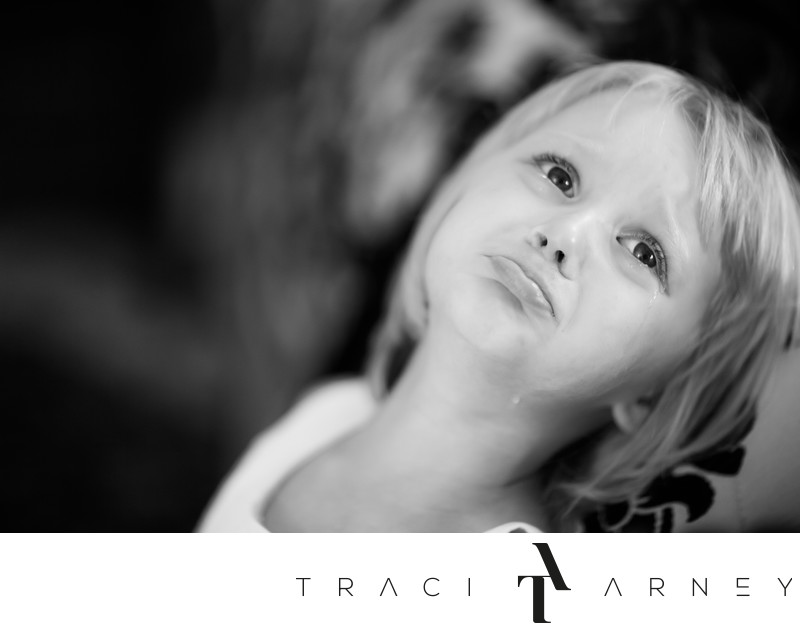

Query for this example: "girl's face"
[424,88,721,410]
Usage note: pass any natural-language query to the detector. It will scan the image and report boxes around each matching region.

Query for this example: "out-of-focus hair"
[366,61,800,527]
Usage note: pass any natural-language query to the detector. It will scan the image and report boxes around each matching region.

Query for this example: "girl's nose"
[530,231,566,266]
[527,212,596,279]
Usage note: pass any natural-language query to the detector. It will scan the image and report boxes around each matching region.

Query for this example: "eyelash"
[618,231,669,292]
[533,153,579,198]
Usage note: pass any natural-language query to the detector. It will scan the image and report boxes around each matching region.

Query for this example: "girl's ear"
[611,398,652,434]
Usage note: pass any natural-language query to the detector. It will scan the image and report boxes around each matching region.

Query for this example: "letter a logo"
[517,543,570,623]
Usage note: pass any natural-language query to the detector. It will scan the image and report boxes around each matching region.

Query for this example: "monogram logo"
[517,543,571,623]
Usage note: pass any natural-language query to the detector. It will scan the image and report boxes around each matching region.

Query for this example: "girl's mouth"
[486,255,555,317]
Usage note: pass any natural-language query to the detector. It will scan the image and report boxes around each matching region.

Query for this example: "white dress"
[197,378,540,533]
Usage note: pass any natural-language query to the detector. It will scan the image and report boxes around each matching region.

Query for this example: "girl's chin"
[448,309,538,363]
[451,279,548,336]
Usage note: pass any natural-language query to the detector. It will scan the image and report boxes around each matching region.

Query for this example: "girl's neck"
[323,334,584,532]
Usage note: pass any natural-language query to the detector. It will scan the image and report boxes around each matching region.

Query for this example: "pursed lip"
[485,254,556,318]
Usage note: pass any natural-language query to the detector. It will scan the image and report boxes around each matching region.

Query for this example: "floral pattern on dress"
[583,404,756,533]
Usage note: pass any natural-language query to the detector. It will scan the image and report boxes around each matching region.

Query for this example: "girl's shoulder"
[285,377,377,426]
[196,377,376,532]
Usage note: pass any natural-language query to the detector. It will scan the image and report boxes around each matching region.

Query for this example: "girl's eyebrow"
[548,132,605,158]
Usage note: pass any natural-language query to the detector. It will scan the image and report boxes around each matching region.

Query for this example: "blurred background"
[3,0,800,531]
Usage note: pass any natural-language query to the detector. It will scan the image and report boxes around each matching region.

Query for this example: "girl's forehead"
[523,89,697,192]
[542,88,683,144]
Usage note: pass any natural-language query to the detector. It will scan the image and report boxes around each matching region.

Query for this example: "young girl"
[199,61,800,532]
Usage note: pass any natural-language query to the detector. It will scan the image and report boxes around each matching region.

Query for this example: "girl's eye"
[617,233,669,293]
[632,242,656,268]
[547,166,574,197]
[533,153,578,199]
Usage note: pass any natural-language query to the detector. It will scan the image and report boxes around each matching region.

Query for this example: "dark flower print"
[583,404,756,533]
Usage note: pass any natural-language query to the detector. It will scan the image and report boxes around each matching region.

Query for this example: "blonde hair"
[366,61,800,525]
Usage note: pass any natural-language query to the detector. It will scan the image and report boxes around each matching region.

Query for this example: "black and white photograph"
[0,0,800,629]
[3,0,800,624]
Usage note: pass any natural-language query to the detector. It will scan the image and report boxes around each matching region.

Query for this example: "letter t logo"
[517,543,570,623]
